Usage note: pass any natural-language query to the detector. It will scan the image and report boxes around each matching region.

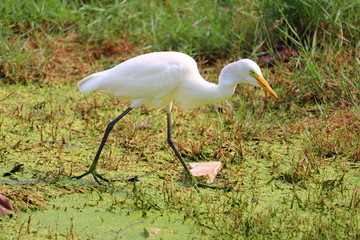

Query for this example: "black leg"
[166,111,199,187]
[73,107,133,183]
[166,110,226,190]
[166,111,190,172]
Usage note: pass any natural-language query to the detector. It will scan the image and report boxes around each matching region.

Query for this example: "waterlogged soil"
[1,83,359,239]
[1,191,202,239]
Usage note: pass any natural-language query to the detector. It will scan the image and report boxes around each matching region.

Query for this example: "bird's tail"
[78,71,106,93]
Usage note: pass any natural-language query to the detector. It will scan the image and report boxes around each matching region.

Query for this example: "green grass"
[1,0,359,239]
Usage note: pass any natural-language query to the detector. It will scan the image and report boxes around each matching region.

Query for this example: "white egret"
[73,51,278,186]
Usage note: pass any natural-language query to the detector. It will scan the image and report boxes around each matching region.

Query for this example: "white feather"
[78,51,277,109]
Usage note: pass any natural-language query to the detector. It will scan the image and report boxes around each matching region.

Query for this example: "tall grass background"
[1,0,359,108]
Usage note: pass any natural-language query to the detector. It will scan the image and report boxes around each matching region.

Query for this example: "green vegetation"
[1,0,359,239]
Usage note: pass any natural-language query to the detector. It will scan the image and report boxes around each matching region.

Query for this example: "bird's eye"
[249,70,256,76]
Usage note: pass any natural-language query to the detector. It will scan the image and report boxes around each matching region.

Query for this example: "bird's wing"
[108,59,183,99]
[79,58,184,102]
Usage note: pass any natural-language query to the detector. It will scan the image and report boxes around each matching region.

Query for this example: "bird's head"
[235,59,279,100]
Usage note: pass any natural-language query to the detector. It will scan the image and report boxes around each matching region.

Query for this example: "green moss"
[1,82,358,239]
[1,192,204,239]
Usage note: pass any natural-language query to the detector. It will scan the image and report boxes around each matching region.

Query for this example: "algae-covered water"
[1,82,359,239]
[7,192,202,239]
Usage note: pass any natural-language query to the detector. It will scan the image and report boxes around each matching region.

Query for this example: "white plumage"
[74,51,278,185]
[78,51,277,109]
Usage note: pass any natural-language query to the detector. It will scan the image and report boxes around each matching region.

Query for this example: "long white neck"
[175,63,240,109]
[210,63,240,101]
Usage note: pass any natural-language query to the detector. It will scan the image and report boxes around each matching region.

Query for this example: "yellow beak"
[251,72,279,100]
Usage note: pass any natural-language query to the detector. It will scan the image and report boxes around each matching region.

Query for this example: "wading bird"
[73,51,278,186]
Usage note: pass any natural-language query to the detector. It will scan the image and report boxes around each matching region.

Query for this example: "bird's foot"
[184,170,198,187]
[72,171,110,185]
